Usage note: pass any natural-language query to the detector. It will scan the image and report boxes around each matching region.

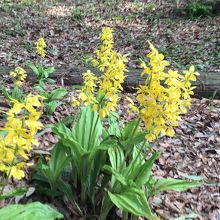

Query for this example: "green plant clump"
[34,28,201,219]
[186,1,213,17]
[0,28,202,220]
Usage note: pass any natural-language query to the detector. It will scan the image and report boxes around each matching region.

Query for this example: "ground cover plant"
[0,27,206,220]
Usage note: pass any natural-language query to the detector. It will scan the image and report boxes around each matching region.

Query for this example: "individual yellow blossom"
[99,108,109,118]
[182,65,200,87]
[126,96,138,115]
[10,67,27,87]
[35,37,47,58]
[9,162,25,180]
[166,127,175,137]
[71,96,80,108]
[146,133,157,142]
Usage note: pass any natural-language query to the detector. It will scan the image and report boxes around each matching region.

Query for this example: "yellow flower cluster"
[35,37,47,58]
[72,70,97,108]
[92,27,114,71]
[72,27,128,118]
[0,94,43,179]
[128,42,199,141]
[10,67,27,87]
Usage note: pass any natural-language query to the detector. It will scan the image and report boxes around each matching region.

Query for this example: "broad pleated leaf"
[49,88,67,101]
[154,178,201,195]
[0,202,63,220]
[72,106,102,150]
[108,187,159,220]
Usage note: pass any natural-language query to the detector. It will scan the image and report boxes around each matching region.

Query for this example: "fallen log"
[0,66,219,98]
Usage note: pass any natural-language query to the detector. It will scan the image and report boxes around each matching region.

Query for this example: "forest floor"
[0,0,220,219]
[0,0,219,72]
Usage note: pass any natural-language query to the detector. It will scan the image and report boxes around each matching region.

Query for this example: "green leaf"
[46,101,62,115]
[46,78,56,84]
[154,178,201,195]
[171,213,200,220]
[121,119,146,148]
[45,67,55,75]
[36,162,54,189]
[122,119,139,141]
[133,152,160,187]
[49,143,71,182]
[72,106,102,150]
[99,139,118,151]
[108,146,124,170]
[0,202,63,220]
[102,128,109,140]
[38,66,44,79]
[0,188,27,201]
[52,123,86,157]
[11,87,23,101]
[108,187,159,220]
[34,85,45,91]
[103,165,127,186]
[49,88,67,101]
[132,130,148,146]
[108,113,121,136]
[72,85,83,89]
[0,83,11,100]
[27,63,39,76]
[184,175,203,181]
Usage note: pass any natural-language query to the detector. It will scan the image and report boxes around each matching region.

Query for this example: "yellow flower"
[71,96,80,108]
[35,37,47,58]
[128,42,197,141]
[146,133,156,142]
[99,108,109,118]
[10,67,27,87]
[9,162,25,180]
[0,94,43,180]
[183,65,200,87]
[77,70,97,106]
[72,28,128,118]
[126,96,138,115]
[93,27,114,72]
[166,127,175,137]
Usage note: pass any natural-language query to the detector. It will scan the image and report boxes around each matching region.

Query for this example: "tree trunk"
[0,66,219,98]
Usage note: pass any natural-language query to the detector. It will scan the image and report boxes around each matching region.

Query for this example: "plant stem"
[122,211,128,220]
[132,139,147,166]
[144,139,157,159]
[81,181,87,204]
[121,118,141,169]
[100,195,114,220]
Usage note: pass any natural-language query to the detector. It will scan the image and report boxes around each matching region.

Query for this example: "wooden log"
[0,66,219,98]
